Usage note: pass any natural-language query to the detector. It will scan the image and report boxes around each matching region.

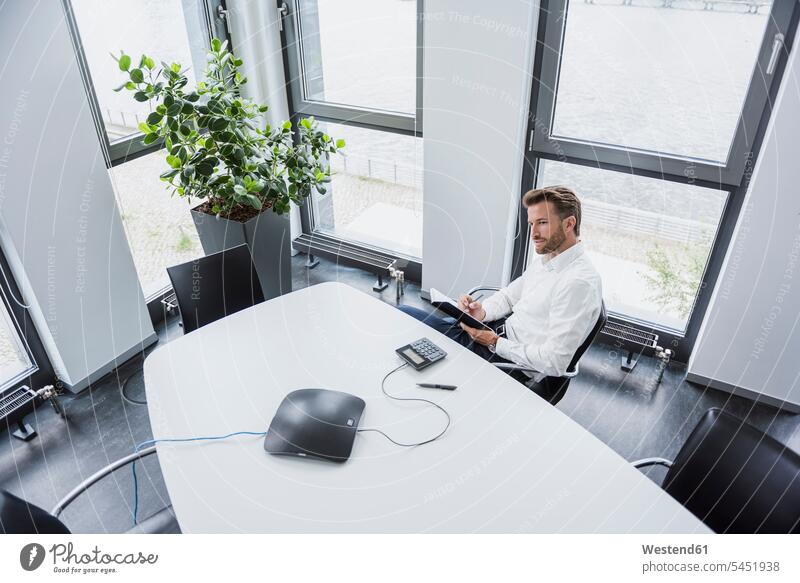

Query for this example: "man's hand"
[460,323,499,348]
[457,294,486,321]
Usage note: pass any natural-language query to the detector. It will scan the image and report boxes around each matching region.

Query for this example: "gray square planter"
[190,205,291,301]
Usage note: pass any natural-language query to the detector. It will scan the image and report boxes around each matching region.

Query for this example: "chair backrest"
[663,408,800,533]
[530,300,607,405]
[0,489,70,534]
[566,300,607,374]
[167,244,265,334]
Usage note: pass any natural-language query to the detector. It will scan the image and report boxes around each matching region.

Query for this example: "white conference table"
[144,281,709,533]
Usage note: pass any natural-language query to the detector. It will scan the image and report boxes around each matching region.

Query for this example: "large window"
[522,0,797,358]
[314,122,423,258]
[532,161,726,331]
[552,1,774,162]
[66,0,225,301]
[0,301,32,386]
[282,0,423,264]
[0,248,54,396]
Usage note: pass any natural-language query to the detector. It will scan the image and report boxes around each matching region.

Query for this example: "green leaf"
[166,155,181,169]
[196,163,215,177]
[143,56,155,70]
[179,123,192,137]
[118,54,131,71]
[146,111,163,125]
[142,132,158,145]
[209,118,228,132]
[133,91,149,102]
[167,102,182,116]
[246,195,262,210]
[211,38,221,52]
[138,122,153,134]
[282,120,292,131]
[160,168,180,180]
[335,139,346,149]
[130,68,144,83]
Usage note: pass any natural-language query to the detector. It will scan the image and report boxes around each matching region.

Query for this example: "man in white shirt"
[399,186,603,395]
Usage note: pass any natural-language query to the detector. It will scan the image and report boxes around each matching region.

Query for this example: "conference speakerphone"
[264,389,366,462]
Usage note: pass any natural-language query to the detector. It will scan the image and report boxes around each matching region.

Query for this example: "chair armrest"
[492,362,540,375]
[51,446,158,517]
[467,285,501,296]
[631,457,673,470]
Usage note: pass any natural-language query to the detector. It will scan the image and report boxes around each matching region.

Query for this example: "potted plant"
[113,38,344,299]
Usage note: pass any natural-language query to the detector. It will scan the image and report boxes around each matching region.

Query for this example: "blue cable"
[131,431,266,526]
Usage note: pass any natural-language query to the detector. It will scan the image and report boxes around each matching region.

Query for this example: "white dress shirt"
[481,242,603,380]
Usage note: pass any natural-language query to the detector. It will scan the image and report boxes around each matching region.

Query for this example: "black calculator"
[395,338,447,371]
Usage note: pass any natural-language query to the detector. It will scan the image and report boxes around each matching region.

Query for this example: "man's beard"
[534,224,566,254]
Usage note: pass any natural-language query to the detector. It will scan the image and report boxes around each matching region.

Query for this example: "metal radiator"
[601,319,672,383]
[1,385,37,440]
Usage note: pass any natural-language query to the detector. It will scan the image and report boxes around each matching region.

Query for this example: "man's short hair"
[522,186,582,237]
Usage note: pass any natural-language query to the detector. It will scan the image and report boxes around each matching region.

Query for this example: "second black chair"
[167,244,265,334]
[634,408,800,533]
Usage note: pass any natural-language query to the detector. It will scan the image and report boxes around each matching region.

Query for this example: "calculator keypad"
[403,338,446,369]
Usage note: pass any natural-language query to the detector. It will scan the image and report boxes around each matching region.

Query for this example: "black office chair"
[468,285,607,405]
[0,446,180,534]
[167,244,265,334]
[632,408,800,533]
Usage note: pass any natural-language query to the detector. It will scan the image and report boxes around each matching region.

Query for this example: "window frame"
[279,0,425,273]
[514,0,799,362]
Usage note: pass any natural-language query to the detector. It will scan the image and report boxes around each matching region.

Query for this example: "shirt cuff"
[494,337,515,361]
[481,299,502,322]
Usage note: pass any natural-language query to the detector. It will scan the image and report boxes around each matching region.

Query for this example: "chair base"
[529,377,571,406]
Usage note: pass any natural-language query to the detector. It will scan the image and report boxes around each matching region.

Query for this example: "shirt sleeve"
[494,278,600,377]
[480,276,526,322]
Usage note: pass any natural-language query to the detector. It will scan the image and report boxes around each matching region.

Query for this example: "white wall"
[0,0,155,391]
[421,0,537,297]
[687,25,800,412]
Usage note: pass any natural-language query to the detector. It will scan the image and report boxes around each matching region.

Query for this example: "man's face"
[528,201,567,255]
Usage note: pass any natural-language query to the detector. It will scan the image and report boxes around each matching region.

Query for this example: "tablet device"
[429,288,493,331]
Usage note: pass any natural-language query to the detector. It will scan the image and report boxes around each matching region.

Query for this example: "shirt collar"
[541,241,584,272]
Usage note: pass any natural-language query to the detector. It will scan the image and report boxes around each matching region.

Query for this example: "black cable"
[120,345,157,406]
[121,370,147,406]
[358,362,451,447]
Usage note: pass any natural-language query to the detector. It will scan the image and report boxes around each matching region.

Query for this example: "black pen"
[416,383,457,390]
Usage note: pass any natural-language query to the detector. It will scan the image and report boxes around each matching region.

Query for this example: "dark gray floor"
[2,253,798,533]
